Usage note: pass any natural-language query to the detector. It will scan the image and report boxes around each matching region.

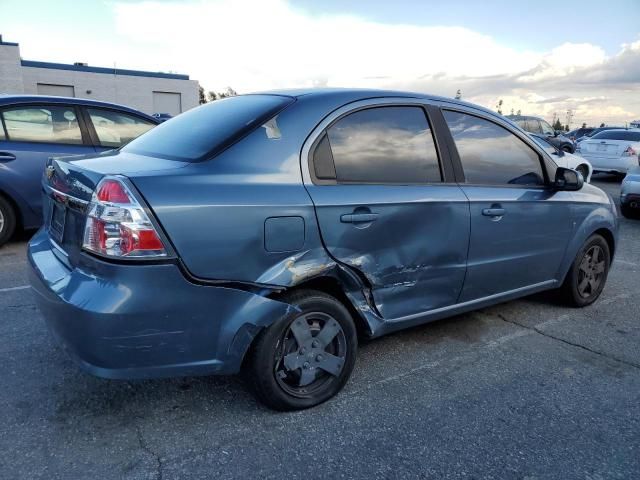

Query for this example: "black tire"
[0,196,17,247]
[621,204,639,219]
[559,234,610,307]
[246,289,357,411]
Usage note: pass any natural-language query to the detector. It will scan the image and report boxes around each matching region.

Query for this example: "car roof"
[591,128,640,133]
[504,114,544,121]
[253,87,505,121]
[0,94,158,122]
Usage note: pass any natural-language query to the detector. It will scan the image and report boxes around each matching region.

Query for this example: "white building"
[0,36,199,116]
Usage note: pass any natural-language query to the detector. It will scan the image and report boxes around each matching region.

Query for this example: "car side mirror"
[553,167,583,191]
[553,130,562,137]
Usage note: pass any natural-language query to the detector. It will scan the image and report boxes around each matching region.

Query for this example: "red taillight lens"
[82,177,168,258]
[120,225,164,255]
[96,179,131,203]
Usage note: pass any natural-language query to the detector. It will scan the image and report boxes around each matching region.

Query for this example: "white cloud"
[5,0,638,126]
[111,0,542,91]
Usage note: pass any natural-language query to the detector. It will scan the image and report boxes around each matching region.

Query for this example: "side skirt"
[371,280,558,337]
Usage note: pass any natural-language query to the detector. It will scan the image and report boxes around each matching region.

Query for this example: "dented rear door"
[303,103,470,320]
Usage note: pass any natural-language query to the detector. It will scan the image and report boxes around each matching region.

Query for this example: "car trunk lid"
[580,140,626,158]
[43,150,188,265]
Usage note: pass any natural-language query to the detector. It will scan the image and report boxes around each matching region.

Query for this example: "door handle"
[0,152,16,162]
[341,213,379,223]
[482,207,506,217]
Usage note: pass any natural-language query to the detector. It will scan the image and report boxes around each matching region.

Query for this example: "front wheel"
[246,290,357,410]
[559,234,610,307]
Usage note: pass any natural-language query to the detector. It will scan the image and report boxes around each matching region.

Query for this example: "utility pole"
[565,109,574,130]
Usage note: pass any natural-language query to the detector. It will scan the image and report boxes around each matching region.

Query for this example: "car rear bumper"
[27,228,294,380]
[582,154,637,173]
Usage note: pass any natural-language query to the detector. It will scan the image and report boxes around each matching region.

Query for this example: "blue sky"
[292,0,640,55]
[1,0,639,125]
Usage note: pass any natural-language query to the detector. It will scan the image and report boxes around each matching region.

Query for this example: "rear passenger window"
[1,106,83,144]
[87,108,155,148]
[320,106,441,184]
[444,110,545,186]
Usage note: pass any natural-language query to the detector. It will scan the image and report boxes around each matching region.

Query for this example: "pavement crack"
[135,422,163,480]
[495,313,640,371]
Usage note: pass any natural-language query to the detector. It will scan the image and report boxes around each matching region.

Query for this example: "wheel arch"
[270,275,376,339]
[594,227,615,259]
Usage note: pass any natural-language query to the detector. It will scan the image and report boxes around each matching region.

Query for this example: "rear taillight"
[623,146,637,157]
[82,177,168,258]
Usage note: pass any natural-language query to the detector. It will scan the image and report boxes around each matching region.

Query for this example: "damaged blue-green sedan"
[29,89,618,410]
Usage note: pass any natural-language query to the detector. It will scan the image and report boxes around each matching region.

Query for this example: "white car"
[576,129,640,175]
[529,133,593,182]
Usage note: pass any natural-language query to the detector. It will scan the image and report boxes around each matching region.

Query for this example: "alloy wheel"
[274,312,347,397]
[577,245,606,299]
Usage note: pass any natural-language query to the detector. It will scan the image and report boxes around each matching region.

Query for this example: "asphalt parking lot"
[1,176,638,480]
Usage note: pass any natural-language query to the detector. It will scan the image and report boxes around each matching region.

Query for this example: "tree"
[454,89,462,100]
[198,85,207,104]
[600,122,605,127]
[496,99,503,115]
[206,87,238,102]
[516,109,521,116]
[552,118,563,131]
[581,122,587,128]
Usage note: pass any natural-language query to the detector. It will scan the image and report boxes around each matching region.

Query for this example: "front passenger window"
[444,110,545,186]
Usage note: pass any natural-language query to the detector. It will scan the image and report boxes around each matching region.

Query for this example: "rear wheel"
[0,196,17,247]
[621,203,639,219]
[559,234,610,307]
[247,290,357,411]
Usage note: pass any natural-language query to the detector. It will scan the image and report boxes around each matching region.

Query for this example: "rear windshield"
[122,94,294,161]
[591,130,640,141]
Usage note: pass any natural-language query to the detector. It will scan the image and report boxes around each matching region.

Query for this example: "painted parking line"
[615,259,639,267]
[0,285,31,293]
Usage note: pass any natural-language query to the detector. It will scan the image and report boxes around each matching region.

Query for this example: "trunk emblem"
[46,165,55,180]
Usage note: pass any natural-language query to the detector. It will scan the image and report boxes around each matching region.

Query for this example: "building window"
[36,83,75,97]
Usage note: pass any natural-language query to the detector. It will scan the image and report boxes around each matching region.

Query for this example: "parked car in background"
[620,166,640,218]
[576,126,624,143]
[0,95,158,245]
[529,133,592,182]
[28,89,618,410]
[506,114,575,153]
[567,127,594,142]
[576,129,640,175]
[152,113,172,123]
